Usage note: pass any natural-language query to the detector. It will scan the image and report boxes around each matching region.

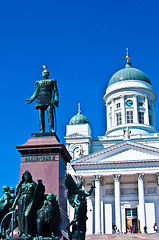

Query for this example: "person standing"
[153,223,157,233]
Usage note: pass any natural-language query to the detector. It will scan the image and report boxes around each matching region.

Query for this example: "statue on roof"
[26,66,59,133]
[65,173,95,240]
[123,126,131,140]
[77,145,84,158]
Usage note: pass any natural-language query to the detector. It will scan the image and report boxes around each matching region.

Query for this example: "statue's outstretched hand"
[92,180,96,189]
[25,99,31,104]
[54,100,59,107]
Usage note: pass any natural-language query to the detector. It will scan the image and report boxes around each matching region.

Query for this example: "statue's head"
[22,170,32,183]
[42,70,50,79]
[76,181,83,189]
[2,185,10,193]
[46,193,57,202]
[9,187,15,194]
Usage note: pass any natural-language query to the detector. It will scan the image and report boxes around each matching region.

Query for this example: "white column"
[112,100,115,127]
[133,95,138,123]
[151,102,156,127]
[106,103,110,130]
[145,96,149,124]
[105,204,112,234]
[94,175,102,234]
[137,173,146,233]
[113,174,122,232]
[121,206,126,234]
[145,203,155,233]
[121,95,125,124]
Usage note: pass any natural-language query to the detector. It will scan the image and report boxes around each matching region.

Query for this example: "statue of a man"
[123,126,131,140]
[26,70,59,133]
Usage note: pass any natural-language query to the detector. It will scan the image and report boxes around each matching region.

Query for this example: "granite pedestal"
[16,132,71,238]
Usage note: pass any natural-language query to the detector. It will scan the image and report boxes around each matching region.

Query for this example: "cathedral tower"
[104,49,157,136]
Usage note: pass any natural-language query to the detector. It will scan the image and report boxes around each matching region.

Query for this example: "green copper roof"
[108,62,152,87]
[69,113,89,125]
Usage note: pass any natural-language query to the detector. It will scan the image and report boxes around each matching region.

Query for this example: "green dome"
[108,62,151,87]
[69,113,89,125]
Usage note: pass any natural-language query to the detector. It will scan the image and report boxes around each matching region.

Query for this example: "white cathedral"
[65,51,159,234]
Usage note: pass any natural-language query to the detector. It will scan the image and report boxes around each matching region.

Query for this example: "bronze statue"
[65,174,95,240]
[37,193,61,238]
[10,170,61,239]
[12,170,38,237]
[0,186,11,235]
[0,186,11,218]
[26,69,59,133]
[8,187,15,207]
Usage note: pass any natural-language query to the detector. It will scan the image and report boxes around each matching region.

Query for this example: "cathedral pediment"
[72,141,159,166]
[65,133,91,139]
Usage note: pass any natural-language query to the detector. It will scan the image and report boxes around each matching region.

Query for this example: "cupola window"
[127,111,133,123]
[149,114,152,125]
[116,103,121,109]
[139,112,144,124]
[139,102,144,107]
[116,112,122,125]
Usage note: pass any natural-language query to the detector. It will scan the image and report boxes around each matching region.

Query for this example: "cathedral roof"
[108,62,152,87]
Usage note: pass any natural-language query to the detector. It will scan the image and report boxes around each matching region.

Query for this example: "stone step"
[86,233,159,240]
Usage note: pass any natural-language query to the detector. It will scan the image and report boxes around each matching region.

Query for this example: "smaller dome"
[69,103,89,125]
[69,113,89,125]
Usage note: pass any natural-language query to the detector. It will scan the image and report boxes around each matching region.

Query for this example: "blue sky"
[0,0,159,191]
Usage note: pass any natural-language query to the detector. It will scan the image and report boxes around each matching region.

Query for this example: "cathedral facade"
[65,52,159,234]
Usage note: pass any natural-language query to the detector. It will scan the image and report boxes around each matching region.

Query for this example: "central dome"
[108,62,151,87]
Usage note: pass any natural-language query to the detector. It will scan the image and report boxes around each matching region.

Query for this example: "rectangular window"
[139,112,144,124]
[110,116,112,128]
[116,103,120,109]
[116,112,122,125]
[139,102,144,107]
[149,114,152,125]
[127,111,133,123]
[126,209,137,217]
[110,107,112,114]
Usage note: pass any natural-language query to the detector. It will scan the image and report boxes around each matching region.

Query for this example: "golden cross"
[126,48,130,62]
[78,103,81,114]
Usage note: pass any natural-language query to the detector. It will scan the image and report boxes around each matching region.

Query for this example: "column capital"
[113,174,121,181]
[75,175,83,182]
[94,175,102,181]
[137,173,144,180]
